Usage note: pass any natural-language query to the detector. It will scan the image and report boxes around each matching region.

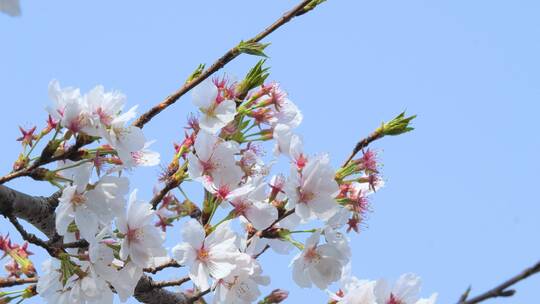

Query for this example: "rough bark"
[0,185,59,237]
[0,184,189,304]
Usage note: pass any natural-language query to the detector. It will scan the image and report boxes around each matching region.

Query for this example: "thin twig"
[152,276,190,288]
[458,260,540,304]
[60,239,89,249]
[253,244,270,259]
[7,215,59,257]
[341,130,382,168]
[188,289,211,304]
[0,277,38,288]
[150,179,180,209]
[143,259,182,274]
[132,0,318,128]
[0,136,93,185]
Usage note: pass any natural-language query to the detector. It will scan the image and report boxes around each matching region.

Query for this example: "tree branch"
[458,260,540,304]
[134,275,189,304]
[132,0,321,128]
[0,135,93,185]
[0,277,38,288]
[151,276,190,288]
[0,185,59,237]
[143,259,182,274]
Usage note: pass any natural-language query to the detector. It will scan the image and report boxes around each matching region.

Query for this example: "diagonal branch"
[458,260,540,304]
[143,259,182,274]
[132,0,322,129]
[0,277,38,288]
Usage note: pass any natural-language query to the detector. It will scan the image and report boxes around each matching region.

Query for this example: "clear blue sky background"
[1,1,539,303]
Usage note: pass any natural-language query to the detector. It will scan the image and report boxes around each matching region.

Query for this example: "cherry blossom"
[285,153,340,221]
[229,177,278,230]
[213,255,270,304]
[291,231,348,289]
[55,171,129,241]
[36,258,114,304]
[172,219,247,291]
[192,79,236,133]
[374,273,438,304]
[187,130,241,183]
[117,190,167,268]
[334,277,377,304]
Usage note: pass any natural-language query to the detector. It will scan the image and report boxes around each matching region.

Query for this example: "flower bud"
[262,289,289,303]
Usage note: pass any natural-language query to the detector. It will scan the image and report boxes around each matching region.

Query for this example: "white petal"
[192,79,218,109]
[181,219,206,249]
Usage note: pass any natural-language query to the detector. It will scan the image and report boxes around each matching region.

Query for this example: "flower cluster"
[18,69,422,304]
[32,81,165,304]
[0,234,35,278]
[330,273,438,304]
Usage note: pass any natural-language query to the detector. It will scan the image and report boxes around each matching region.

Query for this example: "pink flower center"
[387,294,403,304]
[233,200,249,216]
[298,189,315,204]
[197,247,210,262]
[96,107,113,126]
[304,246,320,263]
[295,154,308,170]
[216,185,231,200]
[126,226,142,244]
[70,192,87,206]
[200,160,216,175]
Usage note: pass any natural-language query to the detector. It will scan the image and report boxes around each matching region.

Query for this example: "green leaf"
[236,59,270,99]
[237,40,271,57]
[377,111,417,136]
[186,63,205,83]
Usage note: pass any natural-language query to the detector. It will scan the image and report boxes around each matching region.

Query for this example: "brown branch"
[0,277,38,288]
[188,289,211,304]
[253,244,270,259]
[0,135,93,185]
[132,0,319,129]
[152,276,190,289]
[134,275,189,303]
[341,130,383,168]
[150,179,179,209]
[60,239,89,249]
[6,214,60,258]
[143,259,182,274]
[458,260,540,304]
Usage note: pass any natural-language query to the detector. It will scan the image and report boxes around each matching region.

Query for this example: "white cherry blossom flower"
[271,98,303,129]
[285,153,340,221]
[187,130,241,182]
[272,123,293,156]
[82,85,128,137]
[109,262,143,302]
[37,258,114,304]
[374,273,438,304]
[120,141,161,169]
[245,204,301,255]
[172,219,245,291]
[229,177,277,230]
[213,255,270,304]
[104,107,147,165]
[47,80,82,122]
[335,277,377,304]
[290,231,348,289]
[117,190,167,268]
[192,79,236,133]
[55,172,129,241]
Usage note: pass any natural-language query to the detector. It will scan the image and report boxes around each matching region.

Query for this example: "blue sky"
[1,1,540,303]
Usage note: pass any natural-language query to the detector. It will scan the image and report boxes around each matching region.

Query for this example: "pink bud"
[264,289,289,303]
